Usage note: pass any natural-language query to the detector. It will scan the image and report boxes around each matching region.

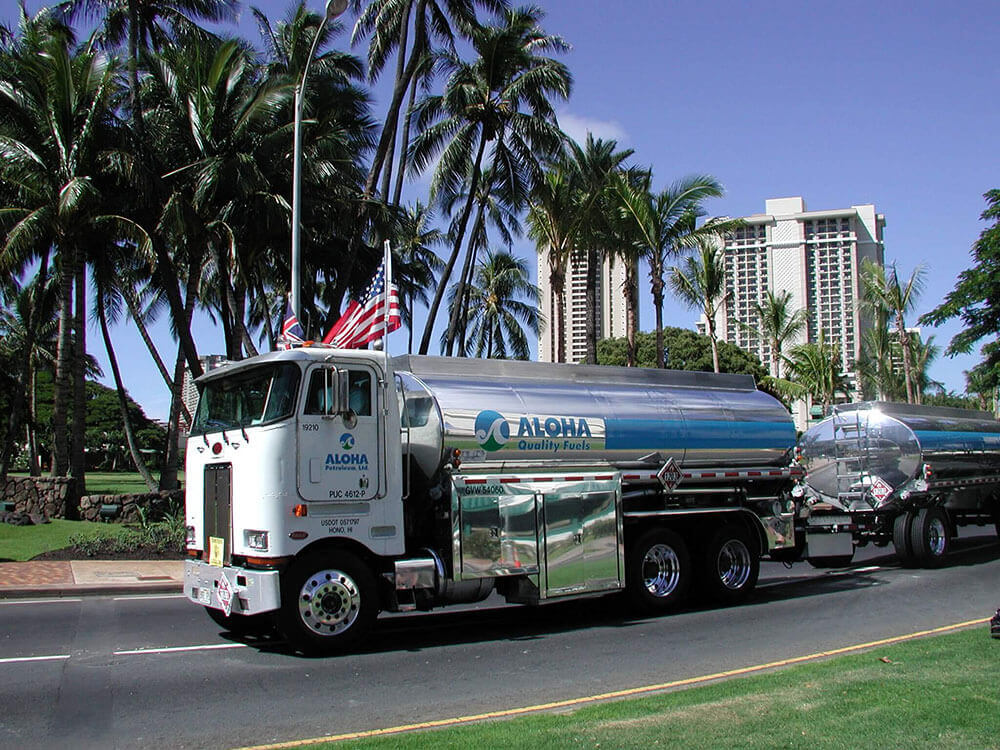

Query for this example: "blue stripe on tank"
[913,430,1000,452]
[605,418,795,451]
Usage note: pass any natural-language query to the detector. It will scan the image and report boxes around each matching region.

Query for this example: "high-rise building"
[537,250,630,363]
[699,197,885,425]
[180,354,230,427]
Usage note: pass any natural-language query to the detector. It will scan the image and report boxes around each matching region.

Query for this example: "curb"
[0,581,184,599]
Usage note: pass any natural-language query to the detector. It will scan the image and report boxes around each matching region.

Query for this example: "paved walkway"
[0,559,185,597]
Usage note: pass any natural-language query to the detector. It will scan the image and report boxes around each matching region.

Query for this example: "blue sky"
[4,0,999,419]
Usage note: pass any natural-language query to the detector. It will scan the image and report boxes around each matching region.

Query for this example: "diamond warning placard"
[657,458,683,492]
[869,476,893,504]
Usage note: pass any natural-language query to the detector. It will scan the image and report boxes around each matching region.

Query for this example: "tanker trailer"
[798,401,1000,568]
[184,349,803,654]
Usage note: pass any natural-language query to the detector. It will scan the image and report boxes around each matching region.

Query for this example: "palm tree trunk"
[446,201,486,355]
[52,246,74,478]
[392,68,421,208]
[365,0,428,198]
[159,282,198,491]
[897,316,915,404]
[549,259,566,363]
[98,297,156,490]
[122,285,192,424]
[419,133,488,355]
[70,259,87,506]
[155,243,203,379]
[624,261,638,367]
[380,3,412,203]
[650,261,665,368]
[584,247,598,364]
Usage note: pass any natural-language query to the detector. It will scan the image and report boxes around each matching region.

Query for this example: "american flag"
[276,301,304,350]
[322,257,401,348]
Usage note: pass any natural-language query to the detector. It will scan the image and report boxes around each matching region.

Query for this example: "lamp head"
[325,0,349,19]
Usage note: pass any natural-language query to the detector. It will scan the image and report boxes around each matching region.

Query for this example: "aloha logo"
[474,410,510,452]
[340,433,355,450]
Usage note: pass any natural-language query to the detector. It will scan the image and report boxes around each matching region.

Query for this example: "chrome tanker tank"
[799,401,1000,509]
[392,355,795,480]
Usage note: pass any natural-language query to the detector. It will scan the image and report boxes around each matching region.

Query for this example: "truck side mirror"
[323,367,350,416]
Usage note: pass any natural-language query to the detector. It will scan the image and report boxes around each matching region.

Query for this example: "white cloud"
[557,111,629,146]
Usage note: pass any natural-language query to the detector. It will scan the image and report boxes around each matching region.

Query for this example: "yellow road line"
[237,617,989,750]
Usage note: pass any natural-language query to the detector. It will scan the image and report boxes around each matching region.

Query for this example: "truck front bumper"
[184,559,282,615]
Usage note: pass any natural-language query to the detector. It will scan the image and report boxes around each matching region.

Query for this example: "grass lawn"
[321,627,999,749]
[0,518,124,562]
[8,471,184,494]
[83,471,184,494]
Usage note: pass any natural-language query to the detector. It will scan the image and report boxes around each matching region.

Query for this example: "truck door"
[297,363,384,502]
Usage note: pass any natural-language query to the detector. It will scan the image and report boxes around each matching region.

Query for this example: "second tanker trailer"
[798,401,1000,567]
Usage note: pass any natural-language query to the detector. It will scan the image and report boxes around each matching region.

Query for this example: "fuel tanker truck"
[797,401,1000,568]
[183,348,804,654]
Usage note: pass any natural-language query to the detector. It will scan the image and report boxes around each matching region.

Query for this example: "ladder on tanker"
[832,409,873,509]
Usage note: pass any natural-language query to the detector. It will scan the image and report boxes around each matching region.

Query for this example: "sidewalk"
[0,559,185,598]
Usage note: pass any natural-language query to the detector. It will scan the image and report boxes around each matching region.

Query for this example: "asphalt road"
[3,532,999,750]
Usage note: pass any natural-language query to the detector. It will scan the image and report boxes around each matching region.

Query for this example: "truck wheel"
[909,507,950,568]
[892,511,917,568]
[626,528,691,613]
[699,524,759,604]
[278,551,378,655]
[204,607,276,638]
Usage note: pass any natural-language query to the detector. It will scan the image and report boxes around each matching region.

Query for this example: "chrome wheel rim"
[927,517,947,556]
[298,569,361,636]
[717,539,752,590]
[642,543,681,598]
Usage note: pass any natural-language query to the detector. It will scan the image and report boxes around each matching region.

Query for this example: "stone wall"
[1,477,183,523]
[78,490,183,523]
[0,476,76,518]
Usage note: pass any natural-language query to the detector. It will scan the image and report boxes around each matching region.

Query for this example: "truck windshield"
[191,363,301,435]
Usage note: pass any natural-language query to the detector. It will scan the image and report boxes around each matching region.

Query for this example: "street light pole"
[291,0,349,336]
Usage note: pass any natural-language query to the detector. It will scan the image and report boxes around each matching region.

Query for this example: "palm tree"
[569,136,633,365]
[526,161,579,363]
[856,315,901,400]
[614,171,735,368]
[352,0,507,201]
[0,14,132,497]
[860,258,926,404]
[449,249,538,358]
[393,201,445,352]
[786,334,850,416]
[669,238,731,373]
[440,164,522,355]
[0,273,58,478]
[255,3,377,337]
[56,0,238,139]
[737,290,809,378]
[409,5,570,355]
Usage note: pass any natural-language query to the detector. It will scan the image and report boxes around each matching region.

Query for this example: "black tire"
[909,507,951,568]
[807,555,855,569]
[626,528,691,613]
[204,606,277,638]
[699,524,760,604]
[277,551,379,655]
[892,511,918,568]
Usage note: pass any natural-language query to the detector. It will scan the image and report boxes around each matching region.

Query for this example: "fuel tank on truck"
[799,401,1000,508]
[392,355,795,479]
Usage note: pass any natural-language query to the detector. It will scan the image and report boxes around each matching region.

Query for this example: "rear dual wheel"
[909,507,950,568]
[699,524,759,604]
[626,528,691,613]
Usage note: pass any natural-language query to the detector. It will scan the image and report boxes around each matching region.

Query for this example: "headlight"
[244,529,269,551]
